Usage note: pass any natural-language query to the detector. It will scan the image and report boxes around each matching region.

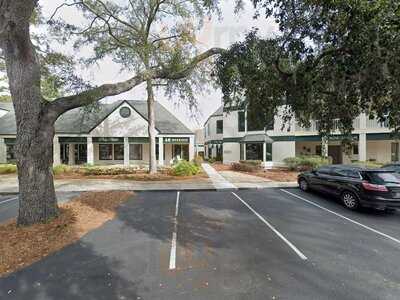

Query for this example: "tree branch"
[48,47,226,118]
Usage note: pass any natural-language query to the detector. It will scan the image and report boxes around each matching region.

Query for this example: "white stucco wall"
[204,115,223,142]
[0,138,6,163]
[90,103,154,137]
[223,142,241,164]
[272,141,296,163]
[366,140,393,163]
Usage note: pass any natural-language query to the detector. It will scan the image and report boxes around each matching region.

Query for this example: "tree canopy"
[217,0,400,139]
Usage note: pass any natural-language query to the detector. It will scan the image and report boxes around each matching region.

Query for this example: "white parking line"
[169,191,180,270]
[281,189,400,246]
[232,192,308,261]
[0,197,18,205]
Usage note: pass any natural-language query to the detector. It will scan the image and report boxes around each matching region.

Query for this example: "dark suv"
[298,165,400,210]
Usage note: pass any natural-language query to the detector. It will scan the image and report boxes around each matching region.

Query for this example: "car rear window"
[365,172,400,184]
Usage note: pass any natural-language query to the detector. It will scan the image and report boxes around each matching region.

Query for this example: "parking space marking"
[281,189,400,246]
[169,191,180,270]
[0,197,18,205]
[232,192,308,261]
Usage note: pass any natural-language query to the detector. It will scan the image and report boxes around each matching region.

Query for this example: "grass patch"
[0,164,17,174]
[0,191,133,277]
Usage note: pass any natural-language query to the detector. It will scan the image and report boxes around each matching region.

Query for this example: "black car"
[298,165,400,210]
[382,162,400,173]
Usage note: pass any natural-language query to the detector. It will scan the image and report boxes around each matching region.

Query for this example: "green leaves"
[217,0,400,140]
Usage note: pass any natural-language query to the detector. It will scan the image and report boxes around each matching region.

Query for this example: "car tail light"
[362,182,388,192]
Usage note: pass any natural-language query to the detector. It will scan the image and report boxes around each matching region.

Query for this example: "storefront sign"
[163,137,190,144]
[93,137,124,143]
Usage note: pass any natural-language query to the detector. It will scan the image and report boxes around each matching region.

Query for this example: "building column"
[87,137,94,165]
[53,136,61,166]
[158,137,164,166]
[123,137,129,166]
[189,136,195,161]
[359,133,367,162]
[262,142,267,168]
[0,138,6,163]
[243,143,246,161]
[68,143,75,165]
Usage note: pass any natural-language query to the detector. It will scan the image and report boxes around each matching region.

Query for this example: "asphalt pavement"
[1,188,400,299]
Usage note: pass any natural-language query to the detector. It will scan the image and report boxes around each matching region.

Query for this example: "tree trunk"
[146,79,157,174]
[17,124,58,225]
[1,0,59,225]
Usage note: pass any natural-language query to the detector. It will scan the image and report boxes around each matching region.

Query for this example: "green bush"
[80,166,136,176]
[231,162,258,172]
[0,164,17,174]
[350,160,384,169]
[171,160,200,176]
[192,155,204,167]
[239,160,262,167]
[283,155,330,171]
[53,164,73,175]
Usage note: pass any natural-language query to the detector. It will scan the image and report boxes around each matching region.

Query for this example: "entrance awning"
[241,134,274,144]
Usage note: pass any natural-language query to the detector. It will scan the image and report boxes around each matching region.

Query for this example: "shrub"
[171,160,200,176]
[53,164,72,175]
[0,164,17,174]
[239,160,262,167]
[80,166,136,176]
[283,155,330,171]
[231,162,256,172]
[350,160,384,169]
[192,155,204,167]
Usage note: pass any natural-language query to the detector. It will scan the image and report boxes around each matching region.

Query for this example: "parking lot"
[1,188,400,299]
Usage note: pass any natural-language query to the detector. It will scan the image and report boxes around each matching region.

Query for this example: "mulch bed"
[54,172,209,181]
[0,191,133,277]
[213,162,298,182]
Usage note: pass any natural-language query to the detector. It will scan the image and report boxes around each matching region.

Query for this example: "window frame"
[99,144,113,160]
[216,120,223,134]
[113,144,124,160]
[129,144,143,161]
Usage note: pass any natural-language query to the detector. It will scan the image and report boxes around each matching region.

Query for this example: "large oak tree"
[0,0,223,225]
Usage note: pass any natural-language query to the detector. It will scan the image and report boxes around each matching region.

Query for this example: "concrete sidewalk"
[0,167,297,194]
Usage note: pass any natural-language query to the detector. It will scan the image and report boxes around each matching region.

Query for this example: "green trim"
[4,138,16,144]
[93,137,124,143]
[366,133,399,140]
[59,137,87,144]
[271,136,296,142]
[128,137,149,144]
[205,139,223,145]
[223,137,241,143]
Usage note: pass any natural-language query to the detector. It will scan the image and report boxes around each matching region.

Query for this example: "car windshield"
[366,172,400,184]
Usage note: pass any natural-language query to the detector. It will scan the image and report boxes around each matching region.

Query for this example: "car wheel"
[341,191,360,210]
[299,178,309,192]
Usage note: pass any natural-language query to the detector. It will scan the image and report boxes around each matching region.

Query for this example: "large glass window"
[245,143,263,160]
[99,144,113,160]
[75,144,87,164]
[265,143,272,161]
[6,144,16,161]
[129,144,142,160]
[114,144,124,160]
[216,120,223,134]
[238,111,245,132]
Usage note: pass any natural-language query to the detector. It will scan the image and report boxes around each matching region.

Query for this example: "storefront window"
[99,144,113,160]
[6,144,16,161]
[391,143,399,162]
[173,144,189,160]
[238,111,245,132]
[216,120,223,134]
[246,143,263,160]
[114,144,124,160]
[129,144,142,160]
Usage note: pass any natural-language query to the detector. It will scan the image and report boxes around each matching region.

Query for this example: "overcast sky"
[40,0,278,130]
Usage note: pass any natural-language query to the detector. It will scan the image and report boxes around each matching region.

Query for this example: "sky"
[39,0,278,130]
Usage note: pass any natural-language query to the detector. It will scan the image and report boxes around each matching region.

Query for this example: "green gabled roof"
[0,100,193,135]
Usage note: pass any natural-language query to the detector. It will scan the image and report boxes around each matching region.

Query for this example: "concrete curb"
[0,183,298,196]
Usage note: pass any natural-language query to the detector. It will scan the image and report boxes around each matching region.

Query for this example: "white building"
[0,100,195,166]
[204,105,400,167]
